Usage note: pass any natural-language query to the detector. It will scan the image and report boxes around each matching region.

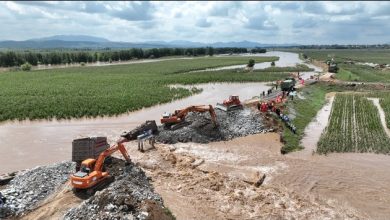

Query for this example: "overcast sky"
[0,1,389,44]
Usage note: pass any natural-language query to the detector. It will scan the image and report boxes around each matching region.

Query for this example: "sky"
[0,1,389,44]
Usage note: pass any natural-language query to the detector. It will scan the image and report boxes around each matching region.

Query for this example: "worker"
[262,91,265,97]
[297,71,300,78]
[275,108,281,116]
[275,82,278,90]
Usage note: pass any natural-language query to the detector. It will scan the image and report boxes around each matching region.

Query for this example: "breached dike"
[156,108,273,144]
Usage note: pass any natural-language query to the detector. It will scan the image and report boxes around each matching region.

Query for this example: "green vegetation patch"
[317,94,390,154]
[253,64,314,73]
[0,56,284,121]
[281,84,327,153]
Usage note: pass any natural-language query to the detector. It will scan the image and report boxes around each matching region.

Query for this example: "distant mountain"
[30,35,110,43]
[0,35,301,49]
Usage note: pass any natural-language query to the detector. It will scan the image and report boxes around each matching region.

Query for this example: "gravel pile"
[156,108,271,144]
[0,161,75,218]
[64,162,173,220]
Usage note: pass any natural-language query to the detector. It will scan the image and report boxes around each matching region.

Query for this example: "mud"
[297,93,335,157]
[156,108,271,144]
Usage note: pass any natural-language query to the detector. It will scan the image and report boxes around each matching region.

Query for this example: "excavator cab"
[71,142,131,195]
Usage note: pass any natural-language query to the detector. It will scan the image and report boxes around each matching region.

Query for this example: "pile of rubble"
[0,161,74,218]
[156,108,272,144]
[64,162,174,220]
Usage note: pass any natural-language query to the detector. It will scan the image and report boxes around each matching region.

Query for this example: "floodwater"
[201,51,322,80]
[295,94,335,158]
[0,82,271,174]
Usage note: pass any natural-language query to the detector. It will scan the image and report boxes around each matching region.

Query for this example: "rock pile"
[0,161,74,218]
[64,163,174,220]
[156,108,272,144]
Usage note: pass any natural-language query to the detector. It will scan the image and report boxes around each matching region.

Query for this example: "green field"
[281,84,327,153]
[289,49,390,64]
[285,49,390,83]
[0,56,290,121]
[317,94,390,154]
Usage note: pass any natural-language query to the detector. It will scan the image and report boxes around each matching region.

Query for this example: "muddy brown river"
[0,82,271,174]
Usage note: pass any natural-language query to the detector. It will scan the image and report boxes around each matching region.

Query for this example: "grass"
[253,64,314,73]
[0,56,286,121]
[283,49,390,64]
[281,84,327,153]
[317,94,390,154]
[283,49,390,83]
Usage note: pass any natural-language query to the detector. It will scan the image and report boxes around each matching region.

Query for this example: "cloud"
[244,14,278,30]
[108,2,155,21]
[0,1,388,44]
[293,17,318,29]
[196,18,212,28]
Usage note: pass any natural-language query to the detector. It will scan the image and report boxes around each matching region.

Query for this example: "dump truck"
[326,59,339,73]
[281,77,296,92]
[72,137,110,171]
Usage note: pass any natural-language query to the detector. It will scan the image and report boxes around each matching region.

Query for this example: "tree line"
[0,47,252,67]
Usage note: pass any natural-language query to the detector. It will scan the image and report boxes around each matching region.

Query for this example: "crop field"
[0,56,289,121]
[287,49,390,64]
[284,49,390,83]
[317,94,390,154]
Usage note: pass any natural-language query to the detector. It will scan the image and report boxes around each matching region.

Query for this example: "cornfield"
[317,94,390,154]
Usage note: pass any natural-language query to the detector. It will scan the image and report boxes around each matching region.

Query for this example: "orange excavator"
[70,138,131,195]
[161,105,217,130]
[216,95,243,111]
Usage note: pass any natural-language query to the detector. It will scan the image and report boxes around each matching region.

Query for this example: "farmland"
[0,56,287,121]
[286,49,390,64]
[317,93,390,154]
[283,49,390,82]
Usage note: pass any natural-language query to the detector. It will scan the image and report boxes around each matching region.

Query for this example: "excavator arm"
[94,141,131,172]
[162,105,217,127]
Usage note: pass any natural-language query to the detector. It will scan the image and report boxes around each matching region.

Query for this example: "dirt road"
[20,182,82,220]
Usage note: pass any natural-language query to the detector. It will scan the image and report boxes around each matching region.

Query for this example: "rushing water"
[0,82,272,174]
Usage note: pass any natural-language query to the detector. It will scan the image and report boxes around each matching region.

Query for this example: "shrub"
[247,59,255,68]
[271,61,275,67]
[21,62,32,71]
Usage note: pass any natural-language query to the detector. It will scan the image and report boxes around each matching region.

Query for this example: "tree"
[21,62,32,71]
[247,59,255,68]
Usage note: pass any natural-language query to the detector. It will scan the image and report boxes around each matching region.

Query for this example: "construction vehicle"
[161,105,217,130]
[72,137,110,171]
[281,77,296,92]
[121,120,158,140]
[326,59,339,73]
[70,138,131,195]
[216,95,243,111]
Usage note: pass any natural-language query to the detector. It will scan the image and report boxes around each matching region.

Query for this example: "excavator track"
[73,176,115,199]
